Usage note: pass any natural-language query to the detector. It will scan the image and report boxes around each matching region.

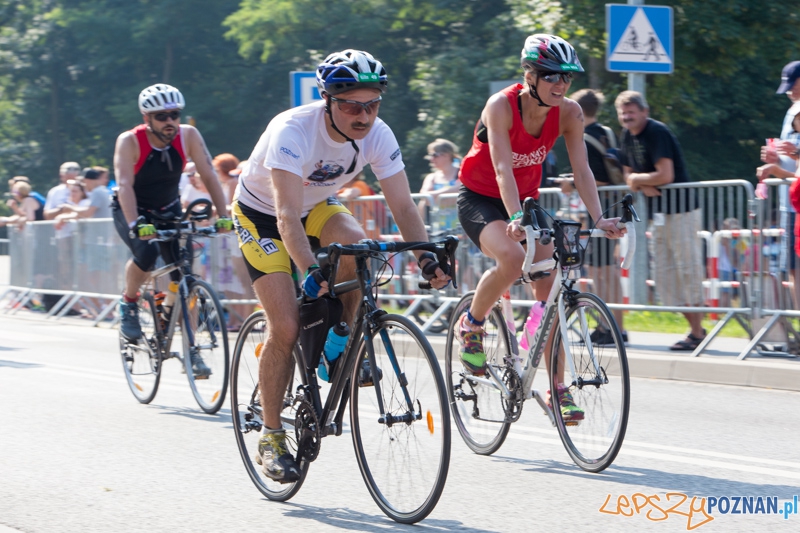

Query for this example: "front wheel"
[181,279,229,414]
[350,314,450,524]
[120,293,162,404]
[549,293,630,472]
[230,311,310,501]
[445,292,512,455]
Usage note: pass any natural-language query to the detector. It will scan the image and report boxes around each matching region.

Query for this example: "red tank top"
[459,84,560,200]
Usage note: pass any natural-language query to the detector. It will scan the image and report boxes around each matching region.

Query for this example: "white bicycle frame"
[474,221,637,422]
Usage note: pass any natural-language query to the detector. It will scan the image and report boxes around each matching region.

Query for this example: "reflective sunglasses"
[151,110,181,122]
[426,152,443,159]
[330,96,382,116]
[538,71,573,84]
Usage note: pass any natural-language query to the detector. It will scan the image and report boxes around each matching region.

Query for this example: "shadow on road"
[276,502,500,532]
[0,358,41,369]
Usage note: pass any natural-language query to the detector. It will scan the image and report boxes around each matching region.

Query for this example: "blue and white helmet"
[316,50,388,96]
[138,84,185,114]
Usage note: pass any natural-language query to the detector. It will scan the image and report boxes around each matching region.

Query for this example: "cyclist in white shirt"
[232,49,449,483]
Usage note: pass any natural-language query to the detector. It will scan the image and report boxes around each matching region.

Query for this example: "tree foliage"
[0,0,798,194]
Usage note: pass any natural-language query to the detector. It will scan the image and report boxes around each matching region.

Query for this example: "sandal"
[669,329,706,351]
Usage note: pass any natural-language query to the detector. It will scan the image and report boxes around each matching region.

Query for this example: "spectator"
[54,179,90,231]
[418,138,461,231]
[44,161,81,220]
[7,176,47,209]
[572,88,627,344]
[615,90,705,351]
[337,171,384,240]
[6,180,44,222]
[756,61,800,309]
[212,153,240,203]
[56,167,112,222]
[212,152,250,331]
[718,217,742,308]
[180,162,211,209]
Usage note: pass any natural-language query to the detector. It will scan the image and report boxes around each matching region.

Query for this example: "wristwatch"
[128,228,137,240]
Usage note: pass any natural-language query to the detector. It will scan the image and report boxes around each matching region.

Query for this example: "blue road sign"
[606,4,673,74]
[290,71,322,107]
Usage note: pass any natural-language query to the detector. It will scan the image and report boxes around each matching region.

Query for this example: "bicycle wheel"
[445,292,512,455]
[350,313,450,524]
[180,279,229,414]
[120,293,162,404]
[230,311,310,501]
[549,293,629,472]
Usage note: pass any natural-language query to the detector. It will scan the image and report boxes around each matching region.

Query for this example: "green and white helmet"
[520,34,584,73]
[138,84,185,114]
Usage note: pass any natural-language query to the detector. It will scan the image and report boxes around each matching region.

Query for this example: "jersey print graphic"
[308,159,345,183]
[512,145,548,168]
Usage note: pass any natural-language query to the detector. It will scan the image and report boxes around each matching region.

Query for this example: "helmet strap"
[323,94,360,174]
[528,74,551,108]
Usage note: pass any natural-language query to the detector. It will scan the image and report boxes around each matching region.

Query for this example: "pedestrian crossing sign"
[606,4,673,74]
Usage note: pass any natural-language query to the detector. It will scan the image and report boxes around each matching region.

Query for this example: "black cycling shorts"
[457,185,548,252]
[112,200,184,280]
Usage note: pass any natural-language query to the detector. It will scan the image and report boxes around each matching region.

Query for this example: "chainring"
[501,367,524,422]
[294,397,321,462]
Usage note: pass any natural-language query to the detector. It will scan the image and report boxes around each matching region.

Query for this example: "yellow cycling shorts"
[232,198,351,281]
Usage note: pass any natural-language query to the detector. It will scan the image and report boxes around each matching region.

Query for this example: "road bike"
[230,236,458,523]
[119,199,230,414]
[445,194,639,472]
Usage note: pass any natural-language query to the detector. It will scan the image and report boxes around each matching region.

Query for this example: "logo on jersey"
[280,147,300,159]
[513,146,548,168]
[390,148,401,161]
[257,238,277,254]
[308,163,344,182]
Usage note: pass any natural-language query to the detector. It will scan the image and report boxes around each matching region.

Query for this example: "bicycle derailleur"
[293,396,321,463]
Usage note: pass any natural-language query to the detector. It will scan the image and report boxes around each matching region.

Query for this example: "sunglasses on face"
[151,110,181,122]
[330,96,382,116]
[538,71,573,84]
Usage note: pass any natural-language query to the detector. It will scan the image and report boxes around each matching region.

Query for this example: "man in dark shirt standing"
[615,90,705,351]
[572,88,627,345]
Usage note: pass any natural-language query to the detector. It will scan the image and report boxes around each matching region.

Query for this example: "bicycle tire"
[350,313,450,524]
[445,291,512,455]
[549,293,630,472]
[230,311,310,501]
[120,292,162,404]
[180,279,230,414]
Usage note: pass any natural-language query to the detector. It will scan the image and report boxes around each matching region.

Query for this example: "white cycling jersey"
[235,100,404,217]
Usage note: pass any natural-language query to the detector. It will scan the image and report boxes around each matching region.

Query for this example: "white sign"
[606,4,673,74]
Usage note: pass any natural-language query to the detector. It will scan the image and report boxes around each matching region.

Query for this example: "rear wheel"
[445,292,512,455]
[230,311,309,501]
[350,314,450,524]
[181,280,229,414]
[549,293,629,472]
[120,293,162,404]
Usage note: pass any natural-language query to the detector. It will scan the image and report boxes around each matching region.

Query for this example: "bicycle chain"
[501,367,524,422]
[293,397,321,462]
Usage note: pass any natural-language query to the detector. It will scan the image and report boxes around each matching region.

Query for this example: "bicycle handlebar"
[144,198,220,242]
[520,193,641,274]
[314,235,459,298]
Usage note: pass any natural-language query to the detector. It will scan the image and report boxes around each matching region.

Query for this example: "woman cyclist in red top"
[456,34,624,420]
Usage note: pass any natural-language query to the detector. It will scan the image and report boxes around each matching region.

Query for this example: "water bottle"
[318,322,350,382]
[519,301,545,351]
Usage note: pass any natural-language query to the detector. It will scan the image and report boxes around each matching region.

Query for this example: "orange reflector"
[189,296,197,311]
[426,411,434,434]
[135,383,143,392]
[212,391,220,403]
[255,342,264,358]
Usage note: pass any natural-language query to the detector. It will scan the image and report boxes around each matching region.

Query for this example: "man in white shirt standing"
[44,161,81,219]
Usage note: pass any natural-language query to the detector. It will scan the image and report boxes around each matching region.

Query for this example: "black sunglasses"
[151,110,181,122]
[538,71,573,84]
[330,96,382,116]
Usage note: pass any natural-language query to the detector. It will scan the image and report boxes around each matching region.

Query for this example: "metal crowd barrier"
[3,180,797,361]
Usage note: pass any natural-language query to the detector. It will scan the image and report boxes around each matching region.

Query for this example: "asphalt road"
[1,314,799,533]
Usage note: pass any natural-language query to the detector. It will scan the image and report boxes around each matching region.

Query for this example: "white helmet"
[138,84,185,114]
